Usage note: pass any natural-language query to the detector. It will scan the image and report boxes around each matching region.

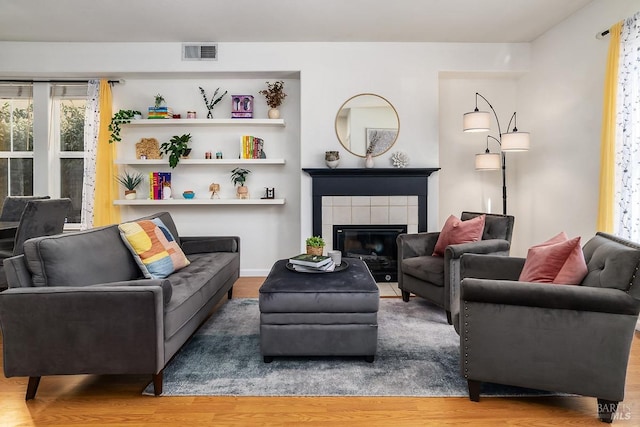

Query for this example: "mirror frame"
[334,93,400,158]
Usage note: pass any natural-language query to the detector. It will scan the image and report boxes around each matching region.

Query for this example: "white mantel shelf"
[115,158,285,165]
[124,118,285,127]
[114,198,286,206]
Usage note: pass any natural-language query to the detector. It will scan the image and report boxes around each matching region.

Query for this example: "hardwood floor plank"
[1,277,639,426]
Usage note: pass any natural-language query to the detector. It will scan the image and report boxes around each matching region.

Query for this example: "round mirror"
[335,93,400,157]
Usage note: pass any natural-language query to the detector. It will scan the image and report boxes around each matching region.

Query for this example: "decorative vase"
[325,151,340,169]
[162,185,172,200]
[268,108,280,119]
[237,186,249,199]
[124,190,136,200]
[181,148,192,159]
[365,153,374,168]
[306,246,324,256]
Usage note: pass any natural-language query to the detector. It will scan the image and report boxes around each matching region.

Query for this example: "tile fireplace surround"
[302,168,440,250]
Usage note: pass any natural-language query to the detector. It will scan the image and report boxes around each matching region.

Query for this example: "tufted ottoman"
[259,258,379,363]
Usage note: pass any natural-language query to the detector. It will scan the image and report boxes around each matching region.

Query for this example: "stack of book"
[149,172,171,199]
[288,253,335,272]
[148,106,174,119]
[240,135,265,159]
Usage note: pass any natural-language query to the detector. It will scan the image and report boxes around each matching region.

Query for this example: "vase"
[268,108,280,119]
[325,151,340,169]
[124,190,137,200]
[163,186,172,200]
[365,154,374,168]
[237,186,249,199]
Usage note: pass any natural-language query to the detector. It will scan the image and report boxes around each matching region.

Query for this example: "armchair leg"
[401,290,410,302]
[446,310,452,325]
[467,379,481,402]
[152,371,163,396]
[227,286,233,300]
[597,399,618,423]
[25,376,41,400]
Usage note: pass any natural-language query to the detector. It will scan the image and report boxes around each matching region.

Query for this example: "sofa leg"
[401,290,410,302]
[152,371,163,396]
[228,287,233,299]
[25,376,41,400]
[597,398,618,423]
[446,310,452,325]
[468,379,481,402]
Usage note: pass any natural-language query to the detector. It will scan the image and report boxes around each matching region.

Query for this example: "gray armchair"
[396,211,514,323]
[458,232,640,423]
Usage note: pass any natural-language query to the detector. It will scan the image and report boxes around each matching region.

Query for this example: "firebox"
[334,224,407,282]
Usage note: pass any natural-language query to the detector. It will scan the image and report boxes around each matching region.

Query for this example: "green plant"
[109,109,142,143]
[154,93,165,108]
[160,133,192,168]
[305,236,325,248]
[199,86,228,119]
[259,81,287,109]
[115,170,144,191]
[230,167,251,187]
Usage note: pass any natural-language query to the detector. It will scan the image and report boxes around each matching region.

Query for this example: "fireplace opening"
[334,224,407,282]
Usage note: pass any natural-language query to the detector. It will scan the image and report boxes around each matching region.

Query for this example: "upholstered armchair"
[396,211,514,323]
[458,232,640,423]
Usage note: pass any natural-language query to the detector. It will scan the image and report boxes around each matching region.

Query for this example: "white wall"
[0,41,530,274]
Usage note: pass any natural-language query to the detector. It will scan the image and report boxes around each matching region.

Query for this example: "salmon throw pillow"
[518,232,588,285]
[432,214,486,257]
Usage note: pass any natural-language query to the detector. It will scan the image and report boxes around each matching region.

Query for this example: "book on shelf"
[290,259,336,272]
[240,135,265,159]
[288,253,332,268]
[148,172,171,200]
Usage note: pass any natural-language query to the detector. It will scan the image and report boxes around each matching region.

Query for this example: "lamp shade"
[475,152,501,170]
[501,131,530,151]
[463,111,491,132]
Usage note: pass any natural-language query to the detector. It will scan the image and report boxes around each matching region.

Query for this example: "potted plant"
[160,133,192,168]
[199,86,228,119]
[115,170,144,200]
[109,109,142,143]
[230,167,251,199]
[305,236,325,256]
[258,80,287,119]
[154,93,165,108]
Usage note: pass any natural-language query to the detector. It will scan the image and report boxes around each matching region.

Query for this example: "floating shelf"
[114,198,286,206]
[115,158,286,165]
[124,118,285,127]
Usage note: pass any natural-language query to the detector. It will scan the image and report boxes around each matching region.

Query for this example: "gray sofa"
[0,211,240,399]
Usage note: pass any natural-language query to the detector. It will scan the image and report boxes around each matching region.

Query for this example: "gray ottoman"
[259,258,379,362]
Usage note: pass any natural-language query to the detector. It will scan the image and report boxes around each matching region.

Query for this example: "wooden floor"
[1,277,639,426]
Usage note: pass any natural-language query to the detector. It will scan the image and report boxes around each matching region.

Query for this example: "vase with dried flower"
[365,142,376,168]
[259,80,287,119]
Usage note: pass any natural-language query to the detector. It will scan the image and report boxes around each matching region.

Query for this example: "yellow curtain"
[596,21,622,233]
[92,79,121,226]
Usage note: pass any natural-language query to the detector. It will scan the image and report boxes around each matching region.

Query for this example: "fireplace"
[334,224,407,282]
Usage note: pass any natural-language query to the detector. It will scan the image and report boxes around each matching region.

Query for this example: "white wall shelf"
[124,118,285,127]
[115,158,285,165]
[114,198,286,206]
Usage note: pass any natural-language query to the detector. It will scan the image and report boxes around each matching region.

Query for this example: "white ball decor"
[391,151,409,168]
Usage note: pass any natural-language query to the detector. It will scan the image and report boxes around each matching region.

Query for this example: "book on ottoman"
[289,253,332,268]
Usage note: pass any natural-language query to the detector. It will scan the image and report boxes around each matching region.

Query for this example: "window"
[0,82,89,225]
[0,84,34,200]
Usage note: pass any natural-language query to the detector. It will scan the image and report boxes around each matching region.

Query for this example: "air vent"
[182,43,218,61]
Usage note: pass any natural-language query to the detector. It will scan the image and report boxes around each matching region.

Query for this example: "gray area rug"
[144,298,556,397]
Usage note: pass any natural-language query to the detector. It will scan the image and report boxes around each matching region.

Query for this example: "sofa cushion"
[519,232,588,285]
[23,225,141,287]
[433,214,485,256]
[401,256,445,287]
[119,218,190,280]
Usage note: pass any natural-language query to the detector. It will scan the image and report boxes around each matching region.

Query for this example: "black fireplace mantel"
[302,168,440,236]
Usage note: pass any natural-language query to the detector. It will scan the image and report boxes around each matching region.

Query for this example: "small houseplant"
[115,170,144,199]
[305,236,325,256]
[154,93,165,108]
[230,167,251,199]
[199,86,228,119]
[109,109,142,143]
[258,80,287,119]
[160,133,192,168]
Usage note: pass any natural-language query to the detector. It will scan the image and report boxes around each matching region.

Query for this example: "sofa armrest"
[0,285,165,377]
[445,239,510,259]
[89,279,172,306]
[461,278,640,315]
[460,253,525,282]
[180,236,240,255]
[397,232,439,259]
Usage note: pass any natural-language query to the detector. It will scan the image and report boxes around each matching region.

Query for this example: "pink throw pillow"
[518,232,588,285]
[432,214,486,257]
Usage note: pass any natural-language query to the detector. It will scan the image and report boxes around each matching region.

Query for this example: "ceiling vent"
[182,43,218,61]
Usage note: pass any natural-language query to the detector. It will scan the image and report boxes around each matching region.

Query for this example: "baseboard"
[241,269,270,277]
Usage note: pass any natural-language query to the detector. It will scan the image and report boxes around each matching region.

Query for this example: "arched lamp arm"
[475,92,503,136]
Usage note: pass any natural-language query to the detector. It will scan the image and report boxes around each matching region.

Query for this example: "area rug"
[144,298,555,397]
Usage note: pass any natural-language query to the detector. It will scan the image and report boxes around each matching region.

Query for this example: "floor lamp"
[462,92,530,215]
